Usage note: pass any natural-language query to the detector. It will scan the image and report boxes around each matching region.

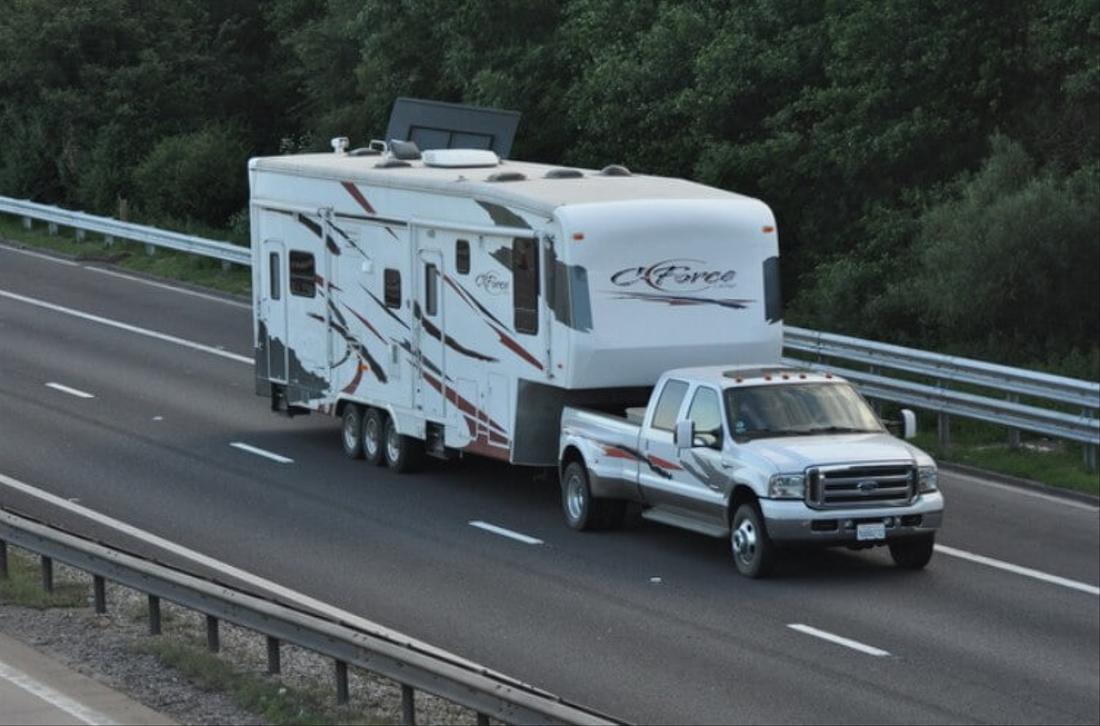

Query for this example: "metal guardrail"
[2,194,1097,469]
[0,196,250,266]
[0,507,620,726]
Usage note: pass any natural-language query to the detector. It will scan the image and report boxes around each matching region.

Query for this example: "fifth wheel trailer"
[248,142,783,470]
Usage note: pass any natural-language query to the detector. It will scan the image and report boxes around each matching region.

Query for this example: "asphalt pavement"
[1,241,1097,724]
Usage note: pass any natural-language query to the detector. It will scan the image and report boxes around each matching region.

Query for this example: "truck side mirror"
[901,409,917,440]
[674,420,695,450]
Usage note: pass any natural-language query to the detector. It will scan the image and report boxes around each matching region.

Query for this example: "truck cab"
[559,365,944,577]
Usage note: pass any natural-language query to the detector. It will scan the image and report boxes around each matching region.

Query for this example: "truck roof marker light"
[799,373,807,379]
[762,226,775,233]
[782,374,790,380]
[764,375,772,381]
[824,373,833,379]
[735,377,743,383]
[572,232,585,241]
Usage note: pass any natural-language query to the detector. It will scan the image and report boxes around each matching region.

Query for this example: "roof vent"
[375,159,411,169]
[349,147,380,156]
[422,149,499,168]
[598,164,632,176]
[330,137,350,155]
[544,168,584,179]
[388,139,421,160]
[487,171,527,182]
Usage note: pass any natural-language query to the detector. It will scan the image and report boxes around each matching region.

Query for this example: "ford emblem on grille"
[857,480,879,492]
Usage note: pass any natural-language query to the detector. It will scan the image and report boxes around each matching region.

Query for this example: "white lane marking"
[936,544,1100,596]
[0,243,81,266]
[230,442,293,464]
[943,470,1099,512]
[45,382,95,399]
[0,288,252,365]
[83,266,251,309]
[0,658,116,725]
[469,520,544,545]
[788,624,891,657]
[0,472,507,678]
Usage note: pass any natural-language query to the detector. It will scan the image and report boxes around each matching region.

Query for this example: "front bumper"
[759,491,944,545]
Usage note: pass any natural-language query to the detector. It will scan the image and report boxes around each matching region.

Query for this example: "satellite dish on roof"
[386,98,521,159]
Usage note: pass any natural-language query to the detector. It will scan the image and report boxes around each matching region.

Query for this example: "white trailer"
[248,143,783,470]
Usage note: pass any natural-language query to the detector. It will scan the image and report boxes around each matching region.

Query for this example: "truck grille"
[806,464,915,509]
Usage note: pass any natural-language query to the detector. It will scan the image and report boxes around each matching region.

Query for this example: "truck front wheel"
[889,534,935,569]
[731,503,776,578]
[383,417,424,473]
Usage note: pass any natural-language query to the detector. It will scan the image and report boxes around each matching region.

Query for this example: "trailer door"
[260,239,288,383]
[415,246,446,420]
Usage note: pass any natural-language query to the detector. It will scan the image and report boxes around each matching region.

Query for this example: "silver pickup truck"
[558,365,944,577]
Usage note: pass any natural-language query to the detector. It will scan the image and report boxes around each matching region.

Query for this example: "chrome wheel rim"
[363,416,380,457]
[386,426,401,464]
[732,519,757,565]
[566,473,586,522]
[342,412,359,451]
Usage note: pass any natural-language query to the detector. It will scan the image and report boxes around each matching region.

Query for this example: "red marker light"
[572,232,585,241]
[762,226,776,233]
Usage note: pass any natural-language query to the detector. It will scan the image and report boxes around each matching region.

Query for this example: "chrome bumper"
[759,491,944,545]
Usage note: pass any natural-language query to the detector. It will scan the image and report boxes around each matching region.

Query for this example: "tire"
[889,534,935,570]
[362,408,386,466]
[560,461,625,531]
[730,502,776,578]
[383,416,424,473]
[341,404,364,459]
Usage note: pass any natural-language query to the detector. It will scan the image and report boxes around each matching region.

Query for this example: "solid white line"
[936,544,1100,596]
[0,288,252,365]
[45,382,95,399]
[0,471,505,678]
[943,470,1099,512]
[787,624,891,657]
[0,242,81,266]
[0,658,116,726]
[230,442,294,464]
[469,520,543,545]
[82,266,251,309]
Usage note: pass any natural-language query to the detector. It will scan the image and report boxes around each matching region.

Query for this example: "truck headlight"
[769,473,805,499]
[918,466,938,493]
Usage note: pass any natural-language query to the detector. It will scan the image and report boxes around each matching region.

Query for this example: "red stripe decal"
[649,455,683,471]
[343,304,387,344]
[602,446,638,461]
[341,181,376,215]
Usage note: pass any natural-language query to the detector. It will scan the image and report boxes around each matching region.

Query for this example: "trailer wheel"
[383,416,423,473]
[889,534,935,570]
[730,503,776,578]
[341,404,364,459]
[362,408,386,466]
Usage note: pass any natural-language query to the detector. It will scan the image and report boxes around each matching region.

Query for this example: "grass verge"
[0,215,251,297]
[0,549,88,608]
[134,636,381,726]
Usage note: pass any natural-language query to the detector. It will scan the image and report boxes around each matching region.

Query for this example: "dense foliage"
[1,0,1096,374]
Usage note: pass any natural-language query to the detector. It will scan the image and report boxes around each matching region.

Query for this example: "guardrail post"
[104,235,114,247]
[21,216,31,230]
[401,684,416,725]
[47,222,58,236]
[145,243,156,257]
[206,614,220,652]
[148,595,161,635]
[0,539,8,579]
[334,660,349,704]
[75,228,86,243]
[1006,393,1021,449]
[266,636,281,674]
[1086,443,1098,473]
[221,260,232,271]
[476,713,489,726]
[41,555,53,592]
[93,575,106,613]
[937,412,951,451]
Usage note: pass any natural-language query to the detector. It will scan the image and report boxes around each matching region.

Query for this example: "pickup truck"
[558,365,944,577]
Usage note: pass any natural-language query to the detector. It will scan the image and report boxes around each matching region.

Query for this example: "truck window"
[687,387,722,447]
[651,379,689,431]
[425,263,439,316]
[513,237,538,334]
[456,239,470,274]
[269,252,280,300]
[289,251,316,297]
[384,269,401,308]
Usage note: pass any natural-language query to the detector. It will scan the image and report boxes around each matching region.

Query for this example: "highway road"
[1,241,1098,724]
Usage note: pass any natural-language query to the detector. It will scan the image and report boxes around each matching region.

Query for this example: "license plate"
[857,523,886,541]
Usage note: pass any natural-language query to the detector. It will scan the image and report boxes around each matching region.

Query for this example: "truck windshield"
[725,382,883,440]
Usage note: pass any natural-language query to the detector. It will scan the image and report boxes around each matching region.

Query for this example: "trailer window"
[456,239,470,274]
[269,252,280,300]
[651,379,689,432]
[513,237,538,334]
[425,263,439,316]
[384,269,401,308]
[289,251,316,297]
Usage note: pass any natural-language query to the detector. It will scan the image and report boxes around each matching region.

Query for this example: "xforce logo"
[611,259,737,292]
[475,271,509,295]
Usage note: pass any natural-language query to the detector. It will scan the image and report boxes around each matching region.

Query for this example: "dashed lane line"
[45,382,95,399]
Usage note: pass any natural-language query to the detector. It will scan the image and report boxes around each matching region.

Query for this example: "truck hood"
[742,432,934,473]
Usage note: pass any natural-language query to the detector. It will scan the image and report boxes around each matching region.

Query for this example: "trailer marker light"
[572,232,585,241]
[762,226,775,233]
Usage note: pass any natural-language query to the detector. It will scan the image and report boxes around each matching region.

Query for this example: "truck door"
[415,247,446,421]
[260,239,287,383]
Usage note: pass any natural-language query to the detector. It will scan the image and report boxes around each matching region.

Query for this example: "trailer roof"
[249,153,751,216]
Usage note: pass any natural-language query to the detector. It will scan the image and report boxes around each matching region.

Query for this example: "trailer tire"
[889,534,935,570]
[341,404,365,459]
[730,502,776,578]
[362,408,386,466]
[383,416,423,473]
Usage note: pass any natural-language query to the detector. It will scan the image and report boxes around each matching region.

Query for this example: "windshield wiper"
[796,426,880,435]
[739,429,810,440]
